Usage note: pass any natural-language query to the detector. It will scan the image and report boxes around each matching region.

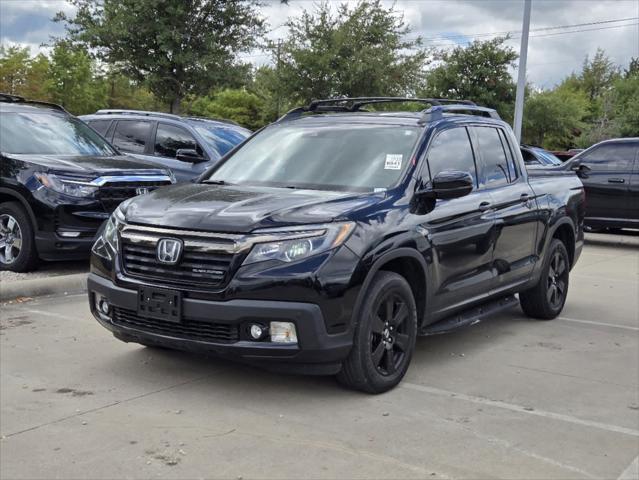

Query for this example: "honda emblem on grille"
[156,238,183,265]
[135,187,151,195]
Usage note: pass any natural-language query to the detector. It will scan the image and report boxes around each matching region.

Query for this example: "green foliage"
[421,37,518,122]
[47,41,107,114]
[0,45,34,95]
[187,89,265,130]
[56,0,265,113]
[275,0,429,104]
[522,86,589,149]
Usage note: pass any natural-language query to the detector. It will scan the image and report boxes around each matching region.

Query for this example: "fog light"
[249,323,266,340]
[95,295,110,316]
[269,321,297,343]
[58,230,82,238]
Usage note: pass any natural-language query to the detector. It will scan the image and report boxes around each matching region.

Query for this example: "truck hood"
[9,154,168,176]
[122,183,383,232]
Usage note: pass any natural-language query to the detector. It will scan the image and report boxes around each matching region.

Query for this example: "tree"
[522,86,589,149]
[421,37,518,122]
[47,41,107,114]
[0,45,31,95]
[56,0,265,113]
[274,0,429,104]
[187,89,265,130]
[579,48,619,102]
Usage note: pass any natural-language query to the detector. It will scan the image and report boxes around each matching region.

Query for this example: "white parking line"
[401,382,639,437]
[558,317,639,332]
[618,456,639,480]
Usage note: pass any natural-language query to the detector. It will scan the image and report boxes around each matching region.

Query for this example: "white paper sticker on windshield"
[384,154,403,170]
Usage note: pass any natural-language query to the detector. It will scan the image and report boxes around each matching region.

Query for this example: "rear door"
[471,126,538,290]
[418,126,497,318]
[578,142,634,222]
[629,144,639,222]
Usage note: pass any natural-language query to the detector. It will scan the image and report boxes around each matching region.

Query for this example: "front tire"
[519,238,570,320]
[337,271,417,393]
[0,202,38,272]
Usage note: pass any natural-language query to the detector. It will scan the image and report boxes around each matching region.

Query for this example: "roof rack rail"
[94,109,181,120]
[0,92,67,112]
[278,96,476,122]
[419,104,500,124]
[184,116,241,127]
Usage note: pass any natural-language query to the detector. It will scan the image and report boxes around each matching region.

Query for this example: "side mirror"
[570,161,591,178]
[176,148,207,163]
[416,170,474,201]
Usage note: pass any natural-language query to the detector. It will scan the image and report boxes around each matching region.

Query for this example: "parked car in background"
[0,94,174,272]
[80,110,252,182]
[568,138,639,231]
[88,97,584,393]
[550,149,583,162]
[521,145,563,166]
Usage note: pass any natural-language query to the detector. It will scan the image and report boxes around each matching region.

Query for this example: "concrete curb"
[0,273,88,302]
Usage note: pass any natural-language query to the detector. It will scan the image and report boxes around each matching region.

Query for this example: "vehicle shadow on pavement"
[97,307,536,397]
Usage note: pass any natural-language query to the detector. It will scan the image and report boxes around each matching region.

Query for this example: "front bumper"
[87,273,353,374]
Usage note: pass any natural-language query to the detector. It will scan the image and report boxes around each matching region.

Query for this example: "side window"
[87,120,111,137]
[473,127,510,187]
[426,127,477,187]
[579,144,636,172]
[112,120,152,154]
[154,123,203,159]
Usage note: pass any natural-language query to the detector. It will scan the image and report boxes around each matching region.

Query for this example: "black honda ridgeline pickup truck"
[88,98,585,393]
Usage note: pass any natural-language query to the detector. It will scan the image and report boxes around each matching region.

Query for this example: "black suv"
[88,98,584,393]
[0,94,174,272]
[569,138,639,231]
[80,110,251,182]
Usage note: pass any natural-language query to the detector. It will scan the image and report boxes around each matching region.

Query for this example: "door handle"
[478,201,492,212]
[520,193,530,203]
[608,178,625,184]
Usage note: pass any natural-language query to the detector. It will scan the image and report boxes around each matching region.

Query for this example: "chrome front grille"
[97,180,171,212]
[119,226,243,288]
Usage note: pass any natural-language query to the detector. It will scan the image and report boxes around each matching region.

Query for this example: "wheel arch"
[352,248,428,328]
[0,188,38,228]
[549,217,576,268]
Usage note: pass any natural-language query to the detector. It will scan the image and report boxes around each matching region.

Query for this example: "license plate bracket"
[137,286,182,323]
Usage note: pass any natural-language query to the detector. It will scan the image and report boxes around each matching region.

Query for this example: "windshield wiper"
[202,179,235,185]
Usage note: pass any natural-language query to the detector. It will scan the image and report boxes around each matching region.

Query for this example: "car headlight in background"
[91,207,124,260]
[35,173,99,198]
[243,222,355,265]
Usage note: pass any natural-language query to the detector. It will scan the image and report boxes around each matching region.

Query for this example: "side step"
[420,295,519,336]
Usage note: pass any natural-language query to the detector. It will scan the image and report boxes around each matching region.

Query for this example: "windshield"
[188,121,251,158]
[0,112,117,156]
[535,149,562,165]
[206,123,421,191]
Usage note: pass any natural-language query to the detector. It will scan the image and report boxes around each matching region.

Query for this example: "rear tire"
[337,271,417,393]
[519,239,570,320]
[0,202,38,272]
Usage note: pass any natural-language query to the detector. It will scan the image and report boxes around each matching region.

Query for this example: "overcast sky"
[1,0,637,89]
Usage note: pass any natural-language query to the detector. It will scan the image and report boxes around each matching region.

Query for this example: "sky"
[1,0,638,89]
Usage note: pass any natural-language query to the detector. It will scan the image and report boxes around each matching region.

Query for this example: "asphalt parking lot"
[1,233,637,479]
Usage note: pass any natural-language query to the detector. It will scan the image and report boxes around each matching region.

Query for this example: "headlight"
[243,222,355,265]
[91,209,123,260]
[35,173,98,198]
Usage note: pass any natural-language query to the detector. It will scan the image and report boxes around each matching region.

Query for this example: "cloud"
[1,0,637,87]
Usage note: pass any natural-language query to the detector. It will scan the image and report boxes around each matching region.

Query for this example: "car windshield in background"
[535,149,562,165]
[0,112,118,156]
[188,121,251,158]
[206,124,421,191]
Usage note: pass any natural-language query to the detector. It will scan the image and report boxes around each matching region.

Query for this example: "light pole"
[513,0,532,143]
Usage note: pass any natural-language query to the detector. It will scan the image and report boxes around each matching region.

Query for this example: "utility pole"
[513,0,532,143]
[276,39,282,118]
